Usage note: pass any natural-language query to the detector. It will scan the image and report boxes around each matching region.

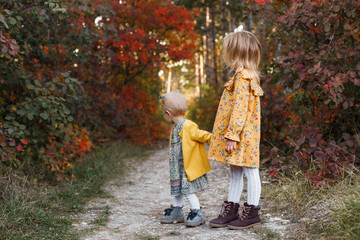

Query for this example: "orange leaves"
[44,125,92,179]
[307,24,322,34]
[99,0,197,74]
[254,0,268,5]
[107,85,167,146]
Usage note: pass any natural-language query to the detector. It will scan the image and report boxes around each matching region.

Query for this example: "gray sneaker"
[185,208,206,227]
[160,205,185,224]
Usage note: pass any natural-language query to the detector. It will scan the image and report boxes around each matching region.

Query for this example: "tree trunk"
[167,66,172,92]
[200,53,204,85]
[228,7,235,32]
[205,6,214,85]
[210,6,218,86]
[247,11,253,32]
[202,33,207,86]
[221,0,228,83]
[195,53,200,97]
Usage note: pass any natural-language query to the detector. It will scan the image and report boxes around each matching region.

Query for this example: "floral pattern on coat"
[208,66,263,167]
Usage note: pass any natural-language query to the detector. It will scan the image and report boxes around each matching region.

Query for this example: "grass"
[90,206,111,226]
[312,173,360,239]
[0,141,150,240]
[166,230,181,236]
[254,228,281,240]
[262,169,360,240]
[136,234,160,240]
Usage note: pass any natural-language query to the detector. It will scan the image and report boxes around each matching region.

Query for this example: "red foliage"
[0,32,19,56]
[82,0,197,84]
[68,0,196,145]
[117,86,158,144]
[254,0,360,185]
[44,125,92,180]
[1,0,197,179]
[254,0,268,5]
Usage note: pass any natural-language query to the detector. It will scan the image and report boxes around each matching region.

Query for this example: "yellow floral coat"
[208,66,263,167]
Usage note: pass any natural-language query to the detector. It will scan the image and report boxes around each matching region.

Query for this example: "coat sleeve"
[188,122,212,144]
[225,74,250,142]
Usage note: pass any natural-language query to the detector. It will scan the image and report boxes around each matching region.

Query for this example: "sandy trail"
[75,146,292,240]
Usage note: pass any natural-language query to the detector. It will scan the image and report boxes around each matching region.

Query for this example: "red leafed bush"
[1,0,196,180]
[0,32,19,56]
[44,125,92,181]
[256,0,360,185]
[292,128,358,187]
[110,85,167,146]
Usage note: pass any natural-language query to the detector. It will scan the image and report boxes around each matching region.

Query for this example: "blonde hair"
[222,31,262,83]
[161,91,188,116]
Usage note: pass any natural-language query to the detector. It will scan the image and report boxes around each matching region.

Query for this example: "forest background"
[1,0,358,185]
[0,0,359,238]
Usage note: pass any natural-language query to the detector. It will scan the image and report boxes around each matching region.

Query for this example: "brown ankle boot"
[228,202,261,229]
[209,201,240,228]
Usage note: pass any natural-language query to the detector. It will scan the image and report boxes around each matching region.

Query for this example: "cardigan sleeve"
[225,74,251,142]
[188,121,212,144]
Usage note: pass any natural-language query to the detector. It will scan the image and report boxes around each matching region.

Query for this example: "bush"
[0,0,196,178]
[258,0,360,184]
[187,85,221,132]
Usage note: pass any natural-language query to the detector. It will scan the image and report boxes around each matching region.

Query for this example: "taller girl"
[208,31,263,230]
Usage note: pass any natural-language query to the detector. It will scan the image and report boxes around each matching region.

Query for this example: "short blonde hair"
[161,91,188,116]
[222,31,262,83]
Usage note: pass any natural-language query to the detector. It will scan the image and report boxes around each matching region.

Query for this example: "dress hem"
[209,158,259,168]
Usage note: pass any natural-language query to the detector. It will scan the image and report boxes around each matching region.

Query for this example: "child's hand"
[225,139,237,154]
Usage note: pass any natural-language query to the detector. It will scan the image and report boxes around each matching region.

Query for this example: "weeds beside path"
[77,146,291,240]
[3,141,357,240]
[0,142,148,240]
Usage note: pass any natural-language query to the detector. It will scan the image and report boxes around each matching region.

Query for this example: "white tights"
[227,165,261,206]
[172,193,200,210]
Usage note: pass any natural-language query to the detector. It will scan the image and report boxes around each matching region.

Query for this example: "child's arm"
[188,122,212,144]
[225,74,250,143]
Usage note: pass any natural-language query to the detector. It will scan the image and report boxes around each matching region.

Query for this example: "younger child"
[208,31,264,229]
[160,91,212,227]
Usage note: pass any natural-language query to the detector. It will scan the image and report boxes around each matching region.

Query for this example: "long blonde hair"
[222,31,262,83]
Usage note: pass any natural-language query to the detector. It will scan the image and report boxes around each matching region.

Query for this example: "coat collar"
[224,66,264,96]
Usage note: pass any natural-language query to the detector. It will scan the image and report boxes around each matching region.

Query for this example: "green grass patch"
[254,227,281,240]
[262,169,360,240]
[90,206,111,226]
[136,234,160,240]
[313,173,360,240]
[166,230,181,236]
[0,141,149,240]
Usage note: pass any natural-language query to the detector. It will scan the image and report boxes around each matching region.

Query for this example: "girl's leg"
[243,167,261,206]
[184,193,200,209]
[209,165,242,227]
[161,195,185,224]
[228,164,244,203]
[227,167,261,229]
[173,194,184,207]
[184,193,205,227]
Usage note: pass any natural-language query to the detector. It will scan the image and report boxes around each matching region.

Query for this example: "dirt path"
[75,146,292,240]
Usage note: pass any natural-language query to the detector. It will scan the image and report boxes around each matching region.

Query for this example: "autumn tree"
[0,0,197,178]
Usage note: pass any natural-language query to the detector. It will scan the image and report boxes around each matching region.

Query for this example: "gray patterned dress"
[169,119,209,196]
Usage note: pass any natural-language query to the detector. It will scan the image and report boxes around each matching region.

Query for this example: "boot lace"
[164,207,173,216]
[219,203,232,217]
[239,206,250,220]
[187,211,198,220]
